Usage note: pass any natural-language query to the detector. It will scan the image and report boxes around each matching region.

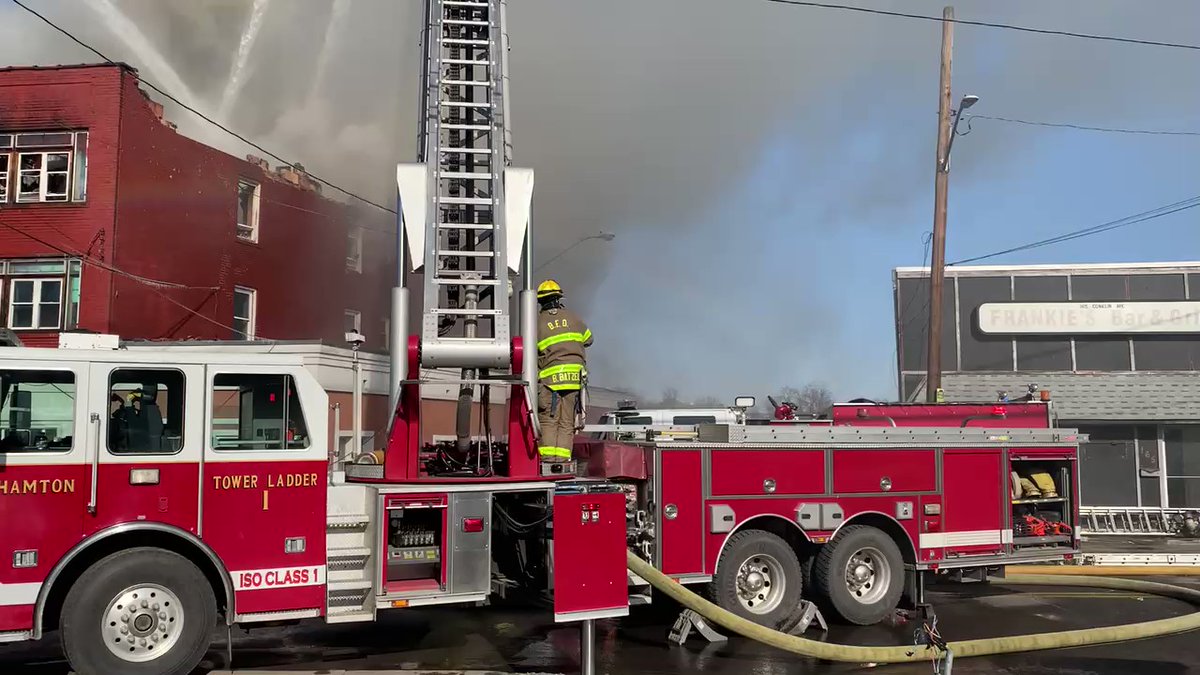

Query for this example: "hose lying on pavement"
[627,550,1200,664]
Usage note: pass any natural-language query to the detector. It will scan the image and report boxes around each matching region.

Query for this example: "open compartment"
[384,496,447,592]
[1009,456,1074,548]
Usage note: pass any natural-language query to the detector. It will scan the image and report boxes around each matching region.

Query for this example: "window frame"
[105,367,187,457]
[0,152,9,202]
[232,286,256,339]
[236,179,261,242]
[8,277,64,330]
[346,227,362,272]
[0,131,87,204]
[208,372,311,453]
[16,150,71,203]
[344,309,361,335]
[0,367,78,455]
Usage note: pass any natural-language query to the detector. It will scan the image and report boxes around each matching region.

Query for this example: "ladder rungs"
[438,250,495,257]
[431,308,503,316]
[433,278,502,285]
[444,0,489,6]
[435,269,499,277]
[439,147,492,154]
[441,124,491,131]
[443,19,490,26]
[402,378,522,386]
[438,223,494,230]
[443,59,493,66]
[440,101,492,108]
[441,172,493,180]
[441,196,493,205]
[442,79,492,87]
[442,38,489,45]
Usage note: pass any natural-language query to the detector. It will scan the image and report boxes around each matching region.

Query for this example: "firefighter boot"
[537,385,572,463]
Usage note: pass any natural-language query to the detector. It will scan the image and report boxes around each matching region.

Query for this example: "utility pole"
[925,5,954,403]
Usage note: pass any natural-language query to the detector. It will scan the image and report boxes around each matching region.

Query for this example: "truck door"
[200,366,328,619]
[0,360,88,633]
[84,362,204,536]
[940,449,1005,557]
[657,449,704,577]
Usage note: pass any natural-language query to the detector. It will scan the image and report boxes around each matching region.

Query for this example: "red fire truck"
[581,399,1083,628]
[0,3,1083,675]
[0,341,629,675]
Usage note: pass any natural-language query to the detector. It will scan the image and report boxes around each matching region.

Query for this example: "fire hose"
[626,550,1200,664]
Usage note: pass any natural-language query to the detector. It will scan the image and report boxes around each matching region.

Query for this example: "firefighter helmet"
[537,279,563,300]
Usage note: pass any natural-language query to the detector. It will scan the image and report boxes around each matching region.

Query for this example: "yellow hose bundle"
[627,550,1200,663]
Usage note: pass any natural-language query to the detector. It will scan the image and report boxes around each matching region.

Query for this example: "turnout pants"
[537,384,580,461]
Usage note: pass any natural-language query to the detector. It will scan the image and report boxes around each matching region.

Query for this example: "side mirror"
[733,396,755,409]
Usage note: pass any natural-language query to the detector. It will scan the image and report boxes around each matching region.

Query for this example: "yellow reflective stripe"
[539,364,584,379]
[582,329,592,342]
[537,332,588,351]
[538,446,572,458]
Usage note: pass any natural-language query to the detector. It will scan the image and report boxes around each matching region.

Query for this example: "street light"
[534,232,616,274]
[942,94,979,173]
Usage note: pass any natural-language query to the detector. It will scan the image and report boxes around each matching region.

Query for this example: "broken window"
[18,152,70,203]
[236,180,260,241]
[2,131,87,203]
[0,152,9,202]
[346,227,362,272]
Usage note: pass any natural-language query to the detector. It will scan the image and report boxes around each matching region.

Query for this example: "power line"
[949,195,1200,266]
[40,119,397,238]
[10,0,397,216]
[964,114,1200,137]
[762,0,1200,52]
[0,220,251,337]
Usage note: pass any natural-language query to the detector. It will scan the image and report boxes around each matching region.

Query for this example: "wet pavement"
[4,577,1200,674]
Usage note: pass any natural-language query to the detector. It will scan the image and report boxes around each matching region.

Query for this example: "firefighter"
[535,279,592,463]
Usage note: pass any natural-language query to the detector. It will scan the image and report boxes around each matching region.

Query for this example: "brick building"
[0,63,393,349]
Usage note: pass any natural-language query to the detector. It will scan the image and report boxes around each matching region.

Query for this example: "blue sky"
[3,0,1197,402]
[577,1,1200,401]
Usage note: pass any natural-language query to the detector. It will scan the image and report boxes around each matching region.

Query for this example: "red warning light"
[991,406,1006,417]
[269,393,276,403]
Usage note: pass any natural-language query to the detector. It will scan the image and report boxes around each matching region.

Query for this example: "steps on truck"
[326,484,377,623]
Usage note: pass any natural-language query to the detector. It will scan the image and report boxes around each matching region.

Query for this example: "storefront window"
[1165,425,1200,508]
[1077,425,1138,507]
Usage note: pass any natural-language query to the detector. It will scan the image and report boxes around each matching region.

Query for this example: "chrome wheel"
[844,546,891,605]
[736,553,786,614]
[102,583,183,662]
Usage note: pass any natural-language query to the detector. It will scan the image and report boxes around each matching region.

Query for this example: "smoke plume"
[2,0,1196,399]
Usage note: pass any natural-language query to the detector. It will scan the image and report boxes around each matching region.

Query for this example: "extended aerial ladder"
[379,0,541,482]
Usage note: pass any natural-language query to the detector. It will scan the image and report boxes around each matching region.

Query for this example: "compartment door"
[939,450,1006,556]
[657,449,704,576]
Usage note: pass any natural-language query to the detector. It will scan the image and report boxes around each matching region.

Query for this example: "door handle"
[88,412,100,514]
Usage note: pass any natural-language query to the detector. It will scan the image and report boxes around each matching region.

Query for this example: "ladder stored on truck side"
[1079,506,1199,536]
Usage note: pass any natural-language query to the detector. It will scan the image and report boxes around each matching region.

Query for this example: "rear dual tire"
[812,525,904,625]
[61,547,216,675]
[708,530,803,630]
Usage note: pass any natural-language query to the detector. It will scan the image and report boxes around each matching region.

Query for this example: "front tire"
[61,547,216,675]
[813,524,904,625]
[708,530,802,629]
